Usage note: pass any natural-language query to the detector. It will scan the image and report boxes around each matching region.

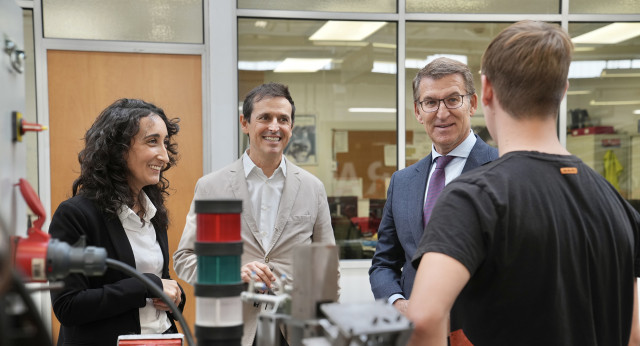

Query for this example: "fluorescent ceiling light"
[425,54,468,65]
[634,109,640,115]
[569,60,606,79]
[572,23,640,44]
[311,41,396,49]
[569,59,640,79]
[590,100,640,106]
[372,42,397,49]
[600,68,640,78]
[566,90,592,95]
[274,58,331,73]
[405,55,468,70]
[372,61,397,74]
[238,60,281,71]
[312,41,368,47]
[348,108,396,113]
[310,21,386,41]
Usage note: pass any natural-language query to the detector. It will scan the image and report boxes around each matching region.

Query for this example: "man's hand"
[241,261,276,289]
[393,298,409,316]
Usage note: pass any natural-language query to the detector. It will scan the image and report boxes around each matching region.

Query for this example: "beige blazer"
[173,157,336,346]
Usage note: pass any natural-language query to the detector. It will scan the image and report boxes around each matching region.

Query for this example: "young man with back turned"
[407,20,640,346]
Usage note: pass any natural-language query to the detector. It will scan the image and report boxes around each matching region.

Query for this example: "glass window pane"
[570,0,640,14]
[404,22,506,167]
[406,0,559,14]
[567,23,640,205]
[238,0,396,13]
[43,0,203,43]
[238,18,397,259]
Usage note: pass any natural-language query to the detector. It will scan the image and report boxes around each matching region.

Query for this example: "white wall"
[338,260,375,304]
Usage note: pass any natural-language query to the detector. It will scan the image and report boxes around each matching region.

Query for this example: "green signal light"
[197,255,241,284]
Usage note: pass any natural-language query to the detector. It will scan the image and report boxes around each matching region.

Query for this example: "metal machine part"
[316,301,412,346]
[241,244,413,346]
[4,36,26,74]
[241,276,293,346]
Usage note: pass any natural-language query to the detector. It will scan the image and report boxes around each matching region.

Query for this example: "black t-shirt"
[413,151,640,346]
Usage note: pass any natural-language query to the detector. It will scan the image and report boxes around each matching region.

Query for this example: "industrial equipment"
[241,244,413,346]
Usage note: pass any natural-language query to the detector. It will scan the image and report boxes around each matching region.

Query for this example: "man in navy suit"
[369,57,498,315]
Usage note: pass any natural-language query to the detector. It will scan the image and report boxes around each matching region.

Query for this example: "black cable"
[105,258,195,346]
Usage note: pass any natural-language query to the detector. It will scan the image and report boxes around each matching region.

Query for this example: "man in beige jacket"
[174,82,336,346]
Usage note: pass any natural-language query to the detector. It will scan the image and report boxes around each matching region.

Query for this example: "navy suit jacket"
[49,195,185,346]
[369,135,498,301]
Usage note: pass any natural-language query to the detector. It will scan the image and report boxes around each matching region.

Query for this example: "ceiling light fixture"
[405,55,468,70]
[634,109,640,115]
[566,90,592,95]
[372,61,396,74]
[572,23,640,44]
[274,58,331,73]
[348,108,396,113]
[311,41,368,47]
[372,42,397,49]
[590,100,640,106]
[574,47,596,52]
[600,68,640,78]
[238,60,281,71]
[310,21,386,41]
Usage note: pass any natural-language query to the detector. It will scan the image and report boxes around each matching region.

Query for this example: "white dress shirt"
[423,130,477,205]
[243,151,287,250]
[118,192,171,334]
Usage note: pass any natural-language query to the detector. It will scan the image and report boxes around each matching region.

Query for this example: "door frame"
[25,0,226,337]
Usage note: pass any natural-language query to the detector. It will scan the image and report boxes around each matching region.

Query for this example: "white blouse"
[118,192,171,334]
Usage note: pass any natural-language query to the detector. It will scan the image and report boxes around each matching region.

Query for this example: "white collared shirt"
[423,129,477,205]
[118,192,171,334]
[243,151,287,250]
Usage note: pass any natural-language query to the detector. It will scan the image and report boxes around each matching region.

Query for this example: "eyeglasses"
[416,94,472,113]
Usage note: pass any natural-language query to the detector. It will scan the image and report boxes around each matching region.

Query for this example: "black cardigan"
[49,195,186,346]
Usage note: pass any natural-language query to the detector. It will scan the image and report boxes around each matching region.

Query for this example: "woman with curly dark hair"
[49,99,185,346]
